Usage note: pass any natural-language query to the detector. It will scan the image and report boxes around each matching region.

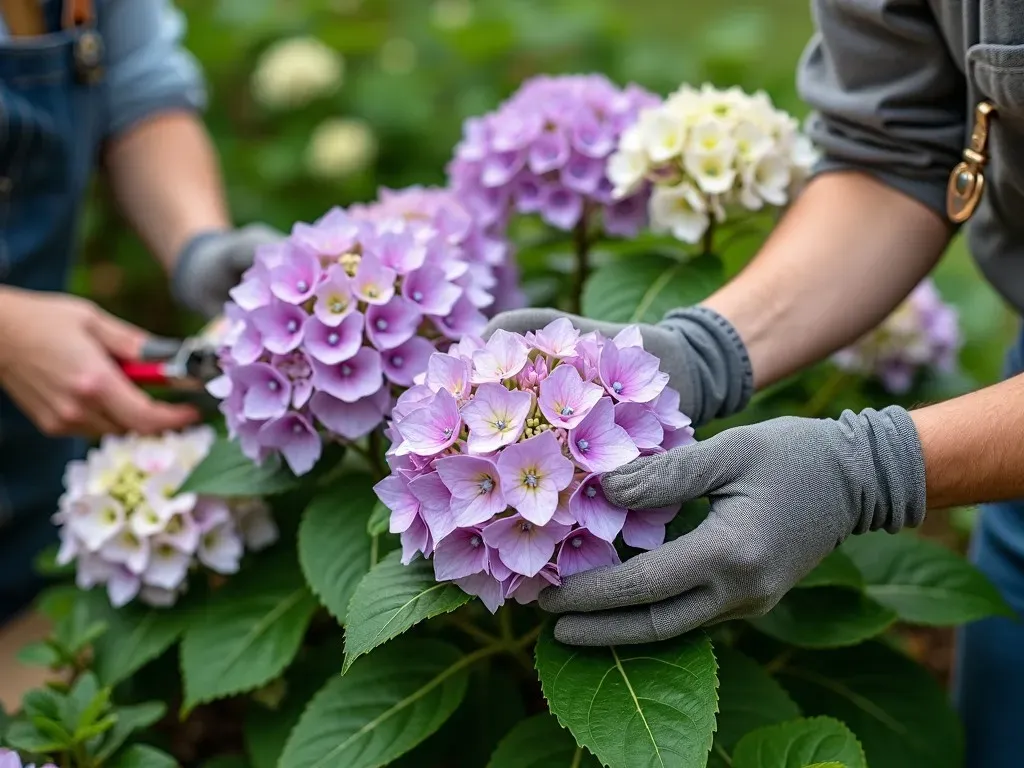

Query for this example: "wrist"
[835,405,927,535]
[659,305,754,425]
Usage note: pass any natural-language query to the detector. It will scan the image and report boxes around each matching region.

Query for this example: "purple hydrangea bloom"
[832,278,962,394]
[54,427,278,608]
[213,194,519,474]
[448,74,658,238]
[0,749,57,768]
[374,319,695,611]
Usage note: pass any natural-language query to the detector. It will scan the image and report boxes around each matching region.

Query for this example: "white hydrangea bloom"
[305,117,379,179]
[251,36,344,111]
[54,426,278,608]
[608,83,819,244]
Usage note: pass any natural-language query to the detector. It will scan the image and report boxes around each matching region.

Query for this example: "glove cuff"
[659,305,754,425]
[842,405,928,535]
[171,229,229,313]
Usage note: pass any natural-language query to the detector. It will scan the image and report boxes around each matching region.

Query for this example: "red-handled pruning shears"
[118,316,229,391]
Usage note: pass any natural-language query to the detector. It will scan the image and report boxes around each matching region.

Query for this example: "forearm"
[911,373,1024,510]
[103,111,230,272]
[703,172,953,388]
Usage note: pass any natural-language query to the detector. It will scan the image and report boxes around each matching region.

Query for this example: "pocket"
[967,43,1024,123]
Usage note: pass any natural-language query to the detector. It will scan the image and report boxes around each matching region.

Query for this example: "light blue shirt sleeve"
[99,0,208,139]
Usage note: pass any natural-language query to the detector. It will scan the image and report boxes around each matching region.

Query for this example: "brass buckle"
[946,101,995,224]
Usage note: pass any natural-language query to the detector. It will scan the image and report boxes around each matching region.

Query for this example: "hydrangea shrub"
[2,77,994,768]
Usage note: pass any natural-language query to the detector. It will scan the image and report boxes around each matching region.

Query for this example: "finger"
[481,308,571,339]
[87,308,149,361]
[538,524,718,614]
[94,365,199,434]
[553,587,721,646]
[600,438,735,510]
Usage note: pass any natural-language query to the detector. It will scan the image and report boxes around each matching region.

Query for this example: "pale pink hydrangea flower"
[374,319,695,611]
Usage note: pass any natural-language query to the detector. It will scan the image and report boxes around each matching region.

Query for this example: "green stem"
[713,743,733,766]
[570,213,592,315]
[450,616,501,647]
[800,369,851,418]
[369,534,379,567]
[368,430,387,479]
[499,608,515,643]
[701,219,716,257]
[763,648,793,675]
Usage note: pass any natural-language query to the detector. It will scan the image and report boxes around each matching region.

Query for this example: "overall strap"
[0,0,45,36]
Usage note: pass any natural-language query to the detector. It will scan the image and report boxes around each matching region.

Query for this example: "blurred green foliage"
[76,0,1015,384]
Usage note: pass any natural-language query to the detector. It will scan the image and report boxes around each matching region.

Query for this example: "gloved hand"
[482,305,752,427]
[171,224,282,318]
[538,406,927,646]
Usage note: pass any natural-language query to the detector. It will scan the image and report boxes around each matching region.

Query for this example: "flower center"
[523,472,538,488]
[327,332,340,345]
[297,279,309,292]
[611,381,623,393]
[443,427,453,438]
[495,419,507,430]
[375,318,388,331]
[469,535,482,548]
[519,521,533,533]
[330,299,346,313]
[366,286,379,298]
[576,438,589,452]
[292,422,304,434]
[585,485,597,498]
[391,355,404,367]
[267,380,279,391]
[103,508,118,524]
[571,537,583,549]
[479,477,494,494]
[412,290,423,302]
[341,364,353,376]
[287,319,299,333]
[560,406,574,416]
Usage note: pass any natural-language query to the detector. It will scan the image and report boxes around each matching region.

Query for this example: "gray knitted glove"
[482,305,752,427]
[172,224,282,318]
[538,406,927,646]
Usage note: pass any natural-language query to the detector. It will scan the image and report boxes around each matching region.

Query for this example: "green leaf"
[803,763,849,768]
[179,434,300,496]
[279,639,470,768]
[180,551,319,710]
[749,588,896,648]
[710,647,800,764]
[244,644,343,768]
[777,642,963,768]
[16,642,61,668]
[535,625,718,768]
[795,551,864,590]
[732,717,866,768]
[487,713,600,768]
[108,744,179,768]
[367,501,390,537]
[60,672,103,732]
[841,532,1014,625]
[342,550,471,672]
[298,477,376,624]
[53,599,107,655]
[96,702,167,762]
[92,601,186,686]
[21,688,63,721]
[581,253,724,323]
[3,720,65,753]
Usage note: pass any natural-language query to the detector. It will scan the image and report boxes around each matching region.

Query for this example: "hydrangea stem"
[701,220,716,257]
[570,212,592,315]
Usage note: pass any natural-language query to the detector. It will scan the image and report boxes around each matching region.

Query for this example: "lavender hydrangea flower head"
[374,319,695,611]
[832,278,961,394]
[53,426,278,608]
[348,185,526,314]
[213,199,514,475]
[0,749,57,768]
[447,74,659,239]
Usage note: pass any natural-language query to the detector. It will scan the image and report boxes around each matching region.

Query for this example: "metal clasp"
[946,101,996,224]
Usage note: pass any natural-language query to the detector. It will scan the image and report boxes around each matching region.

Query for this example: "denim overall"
[0,0,103,620]
[953,327,1024,766]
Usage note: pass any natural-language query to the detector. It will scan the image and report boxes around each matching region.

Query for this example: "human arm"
[100,0,280,317]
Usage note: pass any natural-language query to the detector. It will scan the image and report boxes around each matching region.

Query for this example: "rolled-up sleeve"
[797,0,967,217]
[100,0,208,140]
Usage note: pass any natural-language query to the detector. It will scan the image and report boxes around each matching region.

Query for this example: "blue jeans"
[953,329,1024,767]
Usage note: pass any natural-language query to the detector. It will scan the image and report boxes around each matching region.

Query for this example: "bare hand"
[0,288,198,437]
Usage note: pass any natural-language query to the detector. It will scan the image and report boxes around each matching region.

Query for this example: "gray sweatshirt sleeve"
[797,0,967,218]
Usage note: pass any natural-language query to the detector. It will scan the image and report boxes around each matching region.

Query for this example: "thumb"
[601,438,737,510]
[88,308,148,360]
[482,308,573,339]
